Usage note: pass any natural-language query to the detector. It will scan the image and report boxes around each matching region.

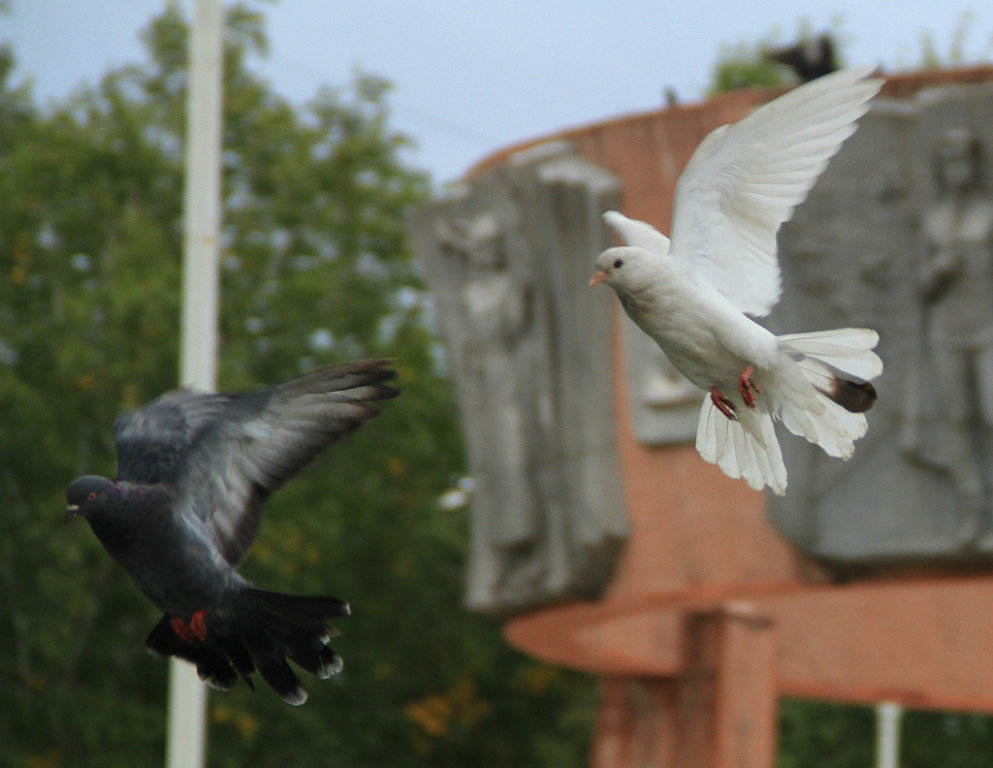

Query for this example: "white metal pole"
[876,701,903,768]
[166,1,224,767]
[178,0,224,393]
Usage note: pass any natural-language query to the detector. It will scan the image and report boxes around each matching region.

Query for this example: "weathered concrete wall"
[409,144,628,615]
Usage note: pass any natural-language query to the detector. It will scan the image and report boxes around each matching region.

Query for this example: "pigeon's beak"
[588,270,608,288]
[64,504,80,523]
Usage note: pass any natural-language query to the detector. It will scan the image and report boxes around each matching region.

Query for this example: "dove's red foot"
[170,611,208,643]
[710,386,737,421]
[738,365,761,408]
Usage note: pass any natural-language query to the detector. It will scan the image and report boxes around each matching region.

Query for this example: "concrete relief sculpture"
[432,212,539,549]
[409,143,627,614]
[767,83,993,565]
[904,128,993,541]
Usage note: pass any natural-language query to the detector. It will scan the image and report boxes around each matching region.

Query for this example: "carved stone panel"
[767,83,993,567]
[409,143,628,614]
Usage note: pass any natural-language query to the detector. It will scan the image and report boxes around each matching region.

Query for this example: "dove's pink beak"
[588,270,608,288]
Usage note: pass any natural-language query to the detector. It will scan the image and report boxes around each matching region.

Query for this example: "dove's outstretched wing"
[173,360,398,566]
[668,66,882,317]
[114,391,235,485]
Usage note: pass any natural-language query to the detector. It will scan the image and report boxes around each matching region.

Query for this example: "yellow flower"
[405,676,491,739]
[405,694,452,737]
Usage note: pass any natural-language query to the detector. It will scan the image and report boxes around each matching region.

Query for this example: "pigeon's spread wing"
[114,390,236,484]
[175,360,399,566]
[668,66,882,317]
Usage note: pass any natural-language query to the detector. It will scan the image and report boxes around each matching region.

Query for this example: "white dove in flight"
[589,66,884,495]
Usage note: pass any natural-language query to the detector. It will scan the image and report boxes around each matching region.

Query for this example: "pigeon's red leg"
[188,610,208,641]
[738,365,762,408]
[170,611,208,643]
[169,616,195,643]
[710,385,737,421]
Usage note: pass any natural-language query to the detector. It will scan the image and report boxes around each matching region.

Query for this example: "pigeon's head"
[589,246,658,293]
[65,475,116,523]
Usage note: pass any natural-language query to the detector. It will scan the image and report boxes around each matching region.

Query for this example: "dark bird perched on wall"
[766,33,839,82]
[65,360,399,704]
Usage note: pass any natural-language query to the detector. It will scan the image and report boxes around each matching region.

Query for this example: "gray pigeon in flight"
[589,67,883,495]
[65,359,399,705]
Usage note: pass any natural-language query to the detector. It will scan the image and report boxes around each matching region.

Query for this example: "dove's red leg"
[710,385,737,421]
[738,365,761,408]
[170,610,208,643]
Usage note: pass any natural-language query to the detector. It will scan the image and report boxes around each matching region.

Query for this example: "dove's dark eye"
[87,492,97,501]
[613,258,624,269]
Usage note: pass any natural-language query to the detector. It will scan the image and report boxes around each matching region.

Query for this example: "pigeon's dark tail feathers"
[145,589,349,705]
[146,615,253,693]
[238,588,349,705]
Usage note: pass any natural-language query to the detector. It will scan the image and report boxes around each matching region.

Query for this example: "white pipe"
[876,701,903,768]
[166,1,224,767]
[178,0,224,392]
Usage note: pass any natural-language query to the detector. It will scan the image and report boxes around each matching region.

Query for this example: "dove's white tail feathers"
[778,328,882,384]
[779,328,880,409]
[696,397,788,495]
[694,328,882,494]
[771,327,881,461]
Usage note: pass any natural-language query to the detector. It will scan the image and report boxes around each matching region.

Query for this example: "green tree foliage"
[708,38,791,96]
[710,13,993,97]
[0,4,595,766]
[778,699,875,768]
[778,700,993,768]
[707,17,849,95]
[901,710,993,768]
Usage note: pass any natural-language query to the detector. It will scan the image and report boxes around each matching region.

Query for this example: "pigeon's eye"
[613,258,624,269]
[87,492,97,501]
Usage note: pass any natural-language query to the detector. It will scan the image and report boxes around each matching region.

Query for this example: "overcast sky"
[5,1,993,185]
